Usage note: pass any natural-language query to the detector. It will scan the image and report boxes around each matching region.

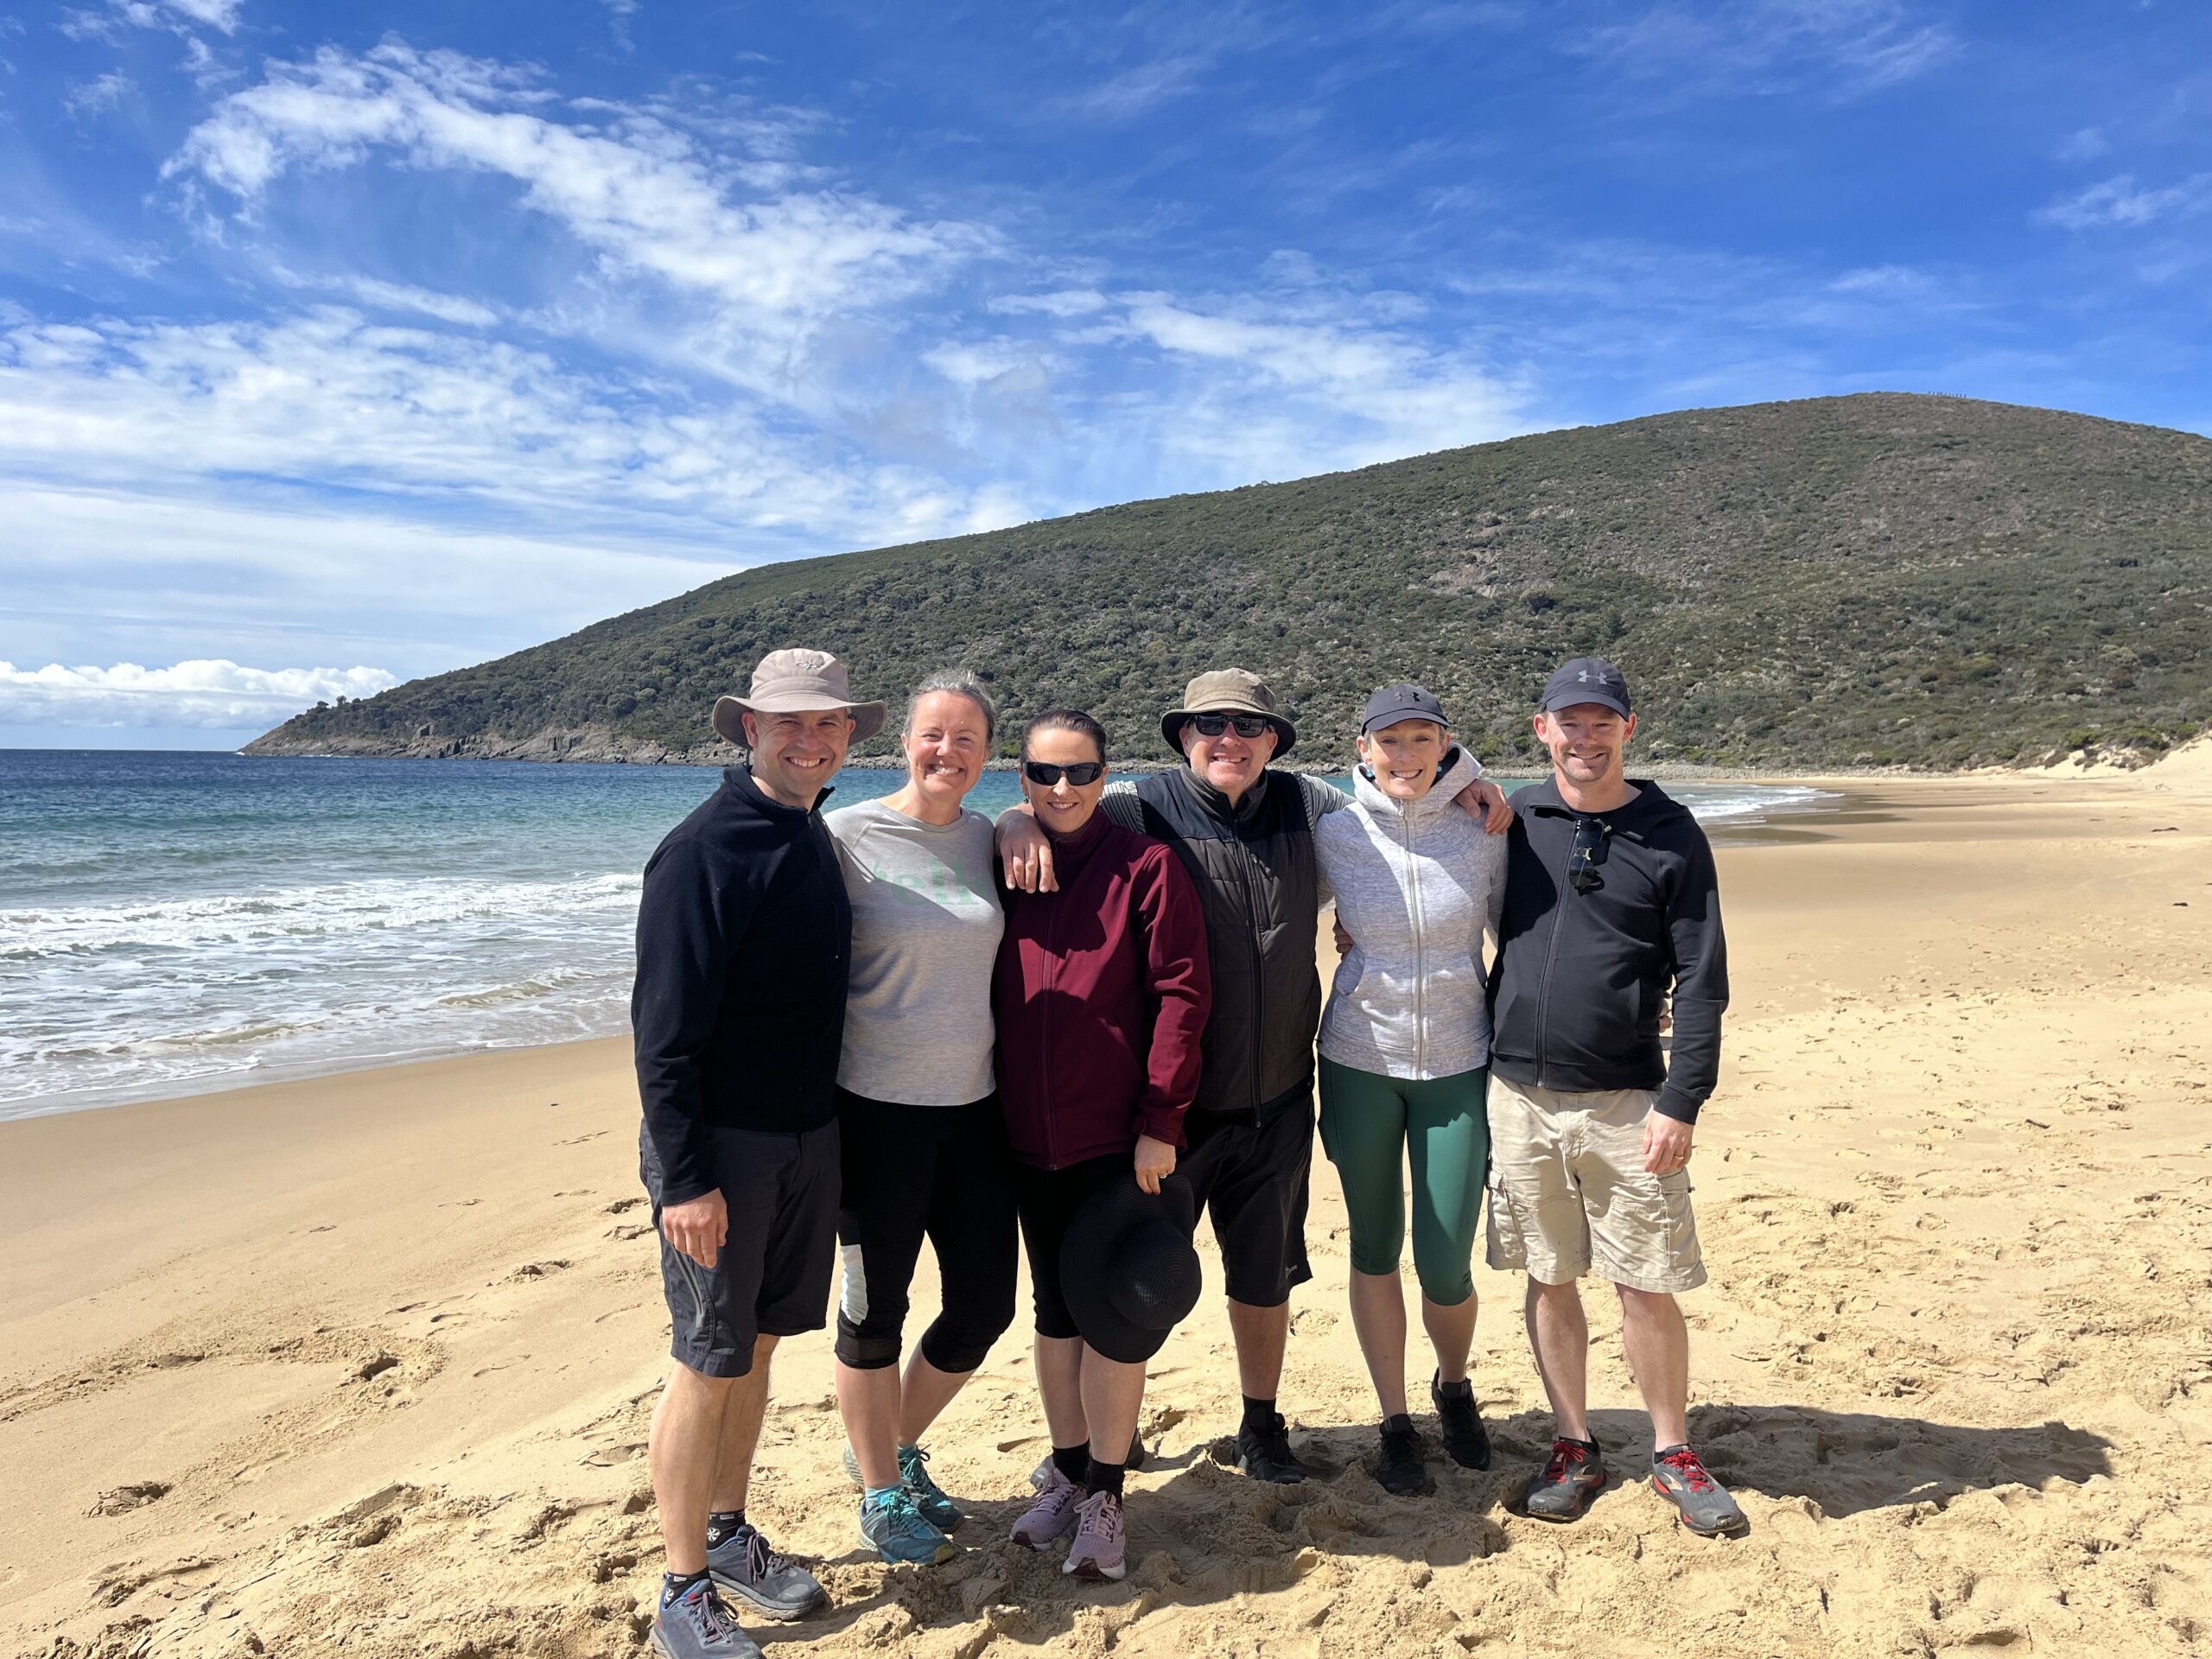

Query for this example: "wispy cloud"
[61,0,242,42]
[63,71,136,119]
[1574,0,1957,100]
[168,43,985,345]
[2037,172,2212,231]
[0,658,395,728]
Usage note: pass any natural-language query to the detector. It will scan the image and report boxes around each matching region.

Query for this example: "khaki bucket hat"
[712,648,887,747]
[1160,667,1296,759]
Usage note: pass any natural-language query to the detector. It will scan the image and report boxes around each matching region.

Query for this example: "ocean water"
[0,752,1833,1120]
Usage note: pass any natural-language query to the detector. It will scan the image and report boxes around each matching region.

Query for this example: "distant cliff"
[247,393,2212,772]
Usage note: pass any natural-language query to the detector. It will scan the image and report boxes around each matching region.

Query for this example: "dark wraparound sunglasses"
[1023,760,1105,786]
[1567,815,1612,895]
[1186,713,1273,739]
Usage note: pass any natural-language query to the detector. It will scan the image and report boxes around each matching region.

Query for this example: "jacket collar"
[728,763,834,819]
[1040,804,1115,873]
[1351,745,1478,827]
[1174,760,1272,824]
[1522,776,1677,834]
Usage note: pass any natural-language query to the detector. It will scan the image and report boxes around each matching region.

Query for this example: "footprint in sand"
[86,1481,171,1516]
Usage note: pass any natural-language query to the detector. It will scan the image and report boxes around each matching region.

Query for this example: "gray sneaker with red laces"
[1651,1445,1748,1536]
[1516,1436,1606,1522]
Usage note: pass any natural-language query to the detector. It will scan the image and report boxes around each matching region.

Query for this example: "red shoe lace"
[1541,1439,1587,1484]
[1657,1447,1715,1492]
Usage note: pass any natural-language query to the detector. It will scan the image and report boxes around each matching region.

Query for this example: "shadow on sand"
[772,1404,2112,1648]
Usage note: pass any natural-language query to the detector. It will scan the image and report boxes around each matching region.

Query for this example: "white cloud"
[62,0,240,41]
[989,289,1110,318]
[267,266,499,327]
[2037,173,2212,231]
[168,41,987,353]
[1111,292,1523,473]
[1577,0,1956,99]
[65,72,137,118]
[0,308,1021,549]
[0,659,397,728]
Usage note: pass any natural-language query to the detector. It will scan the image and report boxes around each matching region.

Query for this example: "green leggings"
[1317,1057,1491,1306]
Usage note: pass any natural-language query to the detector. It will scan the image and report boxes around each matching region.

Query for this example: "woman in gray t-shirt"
[824,673,1014,1566]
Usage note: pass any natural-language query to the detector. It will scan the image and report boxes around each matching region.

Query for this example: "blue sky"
[3,1,2209,747]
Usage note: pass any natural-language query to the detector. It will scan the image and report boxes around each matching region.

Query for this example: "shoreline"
[4,764,2210,1656]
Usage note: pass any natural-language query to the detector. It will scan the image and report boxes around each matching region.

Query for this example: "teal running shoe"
[897,1444,963,1532]
[841,1441,963,1531]
[858,1486,957,1566]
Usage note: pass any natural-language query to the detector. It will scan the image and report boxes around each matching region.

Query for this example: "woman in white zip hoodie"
[1314,683,1508,1497]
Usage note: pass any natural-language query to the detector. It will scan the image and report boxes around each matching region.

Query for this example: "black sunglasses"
[1023,760,1105,786]
[1567,816,1612,895]
[1187,713,1272,739]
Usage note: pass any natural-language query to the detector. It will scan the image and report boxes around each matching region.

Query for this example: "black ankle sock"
[662,1569,709,1608]
[1241,1395,1277,1434]
[1433,1371,1472,1399]
[1382,1413,1416,1436]
[703,1510,746,1550]
[1052,1443,1090,1484]
[1084,1456,1126,1498]
[1563,1435,1599,1452]
[1653,1442,1690,1461]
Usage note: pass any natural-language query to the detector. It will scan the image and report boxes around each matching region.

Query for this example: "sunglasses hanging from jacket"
[1567,815,1613,895]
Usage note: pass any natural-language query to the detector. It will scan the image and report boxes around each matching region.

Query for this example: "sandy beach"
[6,755,2211,1659]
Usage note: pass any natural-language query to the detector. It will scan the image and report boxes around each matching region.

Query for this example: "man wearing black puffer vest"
[1485,657,1748,1538]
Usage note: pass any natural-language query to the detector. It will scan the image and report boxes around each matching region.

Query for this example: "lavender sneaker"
[1062,1490,1127,1581]
[1011,1464,1084,1549]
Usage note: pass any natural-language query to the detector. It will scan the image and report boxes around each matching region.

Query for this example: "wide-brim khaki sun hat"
[712,648,887,747]
[1160,666,1296,759]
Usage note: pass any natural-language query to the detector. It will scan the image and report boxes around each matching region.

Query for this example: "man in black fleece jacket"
[632,649,885,1658]
[1484,658,1747,1538]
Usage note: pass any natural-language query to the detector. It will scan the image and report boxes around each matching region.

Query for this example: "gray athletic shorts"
[639,1118,840,1377]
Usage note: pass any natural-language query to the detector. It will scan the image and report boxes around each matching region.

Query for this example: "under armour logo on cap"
[1540,657,1631,717]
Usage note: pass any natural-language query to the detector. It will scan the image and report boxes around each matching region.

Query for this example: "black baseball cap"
[1359,683,1449,734]
[1539,658,1632,718]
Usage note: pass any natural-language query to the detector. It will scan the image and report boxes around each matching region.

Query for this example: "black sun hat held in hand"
[1059,1172,1202,1364]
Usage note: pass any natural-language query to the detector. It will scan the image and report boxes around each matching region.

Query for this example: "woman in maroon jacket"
[993,708,1211,1582]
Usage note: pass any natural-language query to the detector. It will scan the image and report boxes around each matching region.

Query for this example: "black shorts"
[1179,1084,1316,1307]
[1012,1154,1131,1342]
[836,1090,1019,1374]
[639,1118,840,1378]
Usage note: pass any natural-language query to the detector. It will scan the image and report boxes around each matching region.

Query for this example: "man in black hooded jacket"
[1484,657,1747,1538]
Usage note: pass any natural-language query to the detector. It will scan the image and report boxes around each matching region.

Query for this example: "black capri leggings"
[834,1089,1019,1374]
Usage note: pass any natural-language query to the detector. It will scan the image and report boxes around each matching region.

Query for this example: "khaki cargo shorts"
[1484,1076,1706,1294]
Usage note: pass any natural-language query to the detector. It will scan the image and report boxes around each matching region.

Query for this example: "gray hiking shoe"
[1651,1445,1748,1536]
[841,1441,963,1531]
[707,1524,826,1621]
[1516,1437,1606,1522]
[652,1579,762,1659]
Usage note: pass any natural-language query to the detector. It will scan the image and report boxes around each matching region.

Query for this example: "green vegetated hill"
[249,393,2212,772]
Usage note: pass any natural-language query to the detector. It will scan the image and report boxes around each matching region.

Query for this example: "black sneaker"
[1235,1410,1308,1484]
[1375,1415,1433,1496]
[1516,1437,1606,1522]
[1430,1372,1491,1470]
